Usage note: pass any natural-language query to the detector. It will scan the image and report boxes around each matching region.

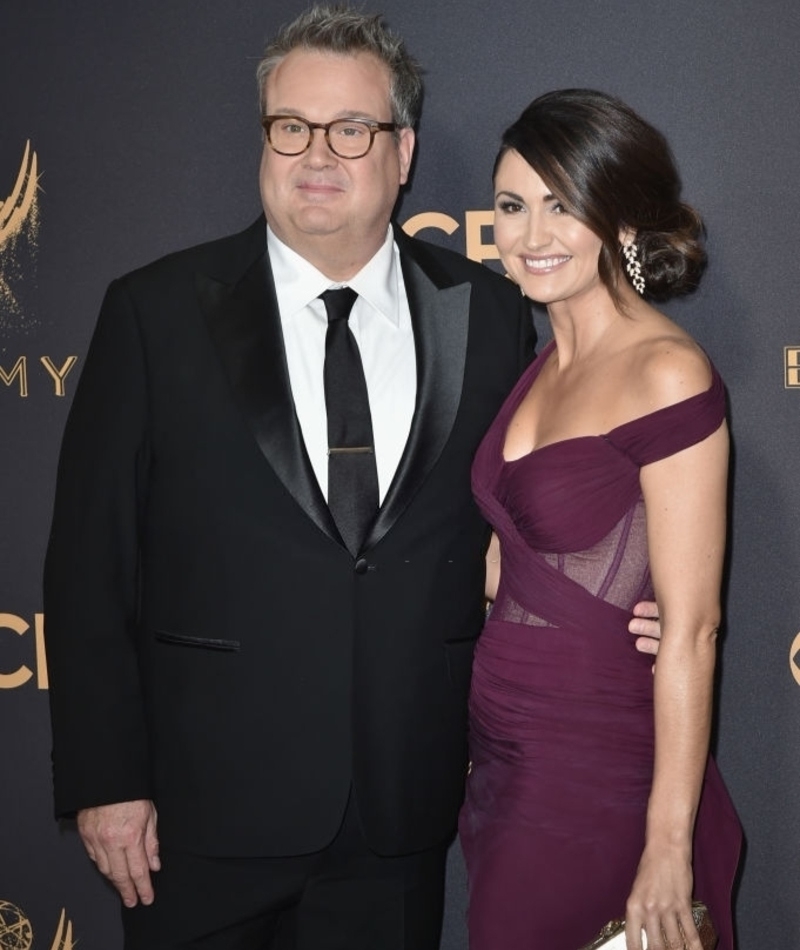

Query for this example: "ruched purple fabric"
[460,341,741,950]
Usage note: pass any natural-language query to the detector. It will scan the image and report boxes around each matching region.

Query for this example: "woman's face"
[493,149,605,306]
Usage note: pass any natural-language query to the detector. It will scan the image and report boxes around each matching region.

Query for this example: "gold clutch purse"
[579,902,717,950]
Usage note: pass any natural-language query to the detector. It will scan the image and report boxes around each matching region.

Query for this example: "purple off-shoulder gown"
[459,341,742,950]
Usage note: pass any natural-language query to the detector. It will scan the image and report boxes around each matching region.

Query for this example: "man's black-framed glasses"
[261,115,397,159]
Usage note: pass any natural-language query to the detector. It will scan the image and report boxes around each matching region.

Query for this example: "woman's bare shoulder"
[628,328,712,414]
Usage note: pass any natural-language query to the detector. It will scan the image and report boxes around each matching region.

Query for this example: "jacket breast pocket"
[153,629,241,652]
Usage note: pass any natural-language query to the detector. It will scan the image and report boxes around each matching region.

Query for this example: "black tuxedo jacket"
[44,217,534,857]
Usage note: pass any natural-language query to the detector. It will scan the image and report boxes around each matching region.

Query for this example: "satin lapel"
[363,247,470,550]
[198,250,340,545]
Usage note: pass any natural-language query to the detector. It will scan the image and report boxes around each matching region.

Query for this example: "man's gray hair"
[256,4,423,130]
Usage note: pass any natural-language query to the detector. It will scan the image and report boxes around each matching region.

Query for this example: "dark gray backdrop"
[2,2,797,947]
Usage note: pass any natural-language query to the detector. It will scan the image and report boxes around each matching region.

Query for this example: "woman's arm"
[625,417,729,950]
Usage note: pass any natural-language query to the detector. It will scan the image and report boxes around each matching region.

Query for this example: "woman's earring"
[622,241,645,295]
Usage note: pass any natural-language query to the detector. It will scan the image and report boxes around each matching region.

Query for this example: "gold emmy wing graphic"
[0,900,76,950]
[0,141,38,246]
[48,909,76,950]
[0,140,39,315]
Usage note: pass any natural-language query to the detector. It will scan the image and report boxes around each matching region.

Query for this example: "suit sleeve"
[44,277,153,817]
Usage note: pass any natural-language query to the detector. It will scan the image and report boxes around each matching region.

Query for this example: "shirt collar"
[267,225,401,327]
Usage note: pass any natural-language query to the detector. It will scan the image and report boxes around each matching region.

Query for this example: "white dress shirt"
[268,225,417,503]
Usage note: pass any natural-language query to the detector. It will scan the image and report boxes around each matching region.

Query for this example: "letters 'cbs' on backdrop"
[1,2,798,947]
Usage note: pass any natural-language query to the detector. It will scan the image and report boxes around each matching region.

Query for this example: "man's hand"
[629,600,661,657]
[77,799,160,907]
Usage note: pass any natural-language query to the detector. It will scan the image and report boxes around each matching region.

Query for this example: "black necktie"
[321,288,379,555]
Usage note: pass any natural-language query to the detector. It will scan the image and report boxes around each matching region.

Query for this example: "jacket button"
[354,557,369,575]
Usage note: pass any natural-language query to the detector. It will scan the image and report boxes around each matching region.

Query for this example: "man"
[44,6,660,948]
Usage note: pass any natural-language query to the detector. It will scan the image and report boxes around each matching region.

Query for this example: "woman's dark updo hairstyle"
[494,88,706,304]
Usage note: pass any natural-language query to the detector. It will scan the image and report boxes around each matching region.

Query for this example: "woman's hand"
[624,845,701,950]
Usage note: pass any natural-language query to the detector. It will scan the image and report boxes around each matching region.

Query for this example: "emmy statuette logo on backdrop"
[0,143,80,398]
[0,900,76,950]
[0,140,39,317]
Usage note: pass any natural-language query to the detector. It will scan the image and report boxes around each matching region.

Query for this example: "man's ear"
[397,128,416,186]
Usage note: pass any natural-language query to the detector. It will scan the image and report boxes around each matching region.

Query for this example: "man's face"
[259,49,415,278]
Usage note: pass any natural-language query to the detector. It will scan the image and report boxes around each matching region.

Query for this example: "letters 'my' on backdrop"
[2,2,798,947]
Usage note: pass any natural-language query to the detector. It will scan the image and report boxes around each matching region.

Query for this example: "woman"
[459,89,741,950]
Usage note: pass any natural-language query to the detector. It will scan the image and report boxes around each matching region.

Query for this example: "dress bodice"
[472,341,726,627]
